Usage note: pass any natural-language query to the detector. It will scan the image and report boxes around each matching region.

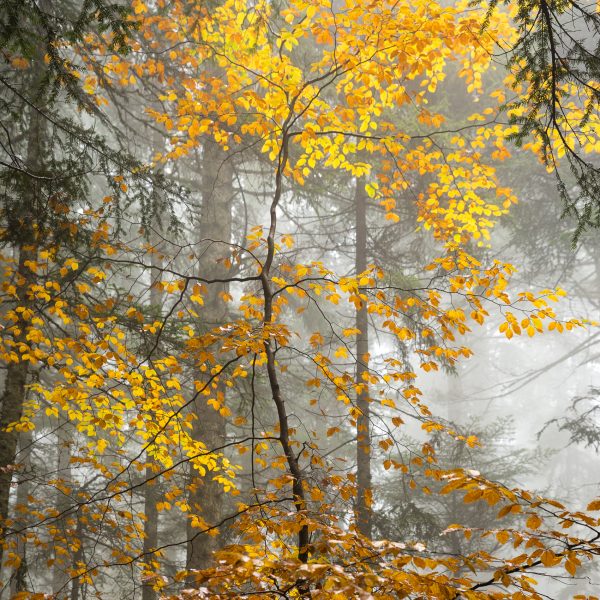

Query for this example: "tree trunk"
[51,420,72,598]
[141,227,163,600]
[8,430,32,596]
[355,179,372,538]
[69,517,84,600]
[446,368,465,425]
[186,141,233,575]
[0,43,46,562]
[0,247,34,567]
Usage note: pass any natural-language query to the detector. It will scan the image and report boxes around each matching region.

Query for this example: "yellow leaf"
[587,499,600,511]
[540,549,559,567]
[526,514,542,530]
[565,559,577,576]
[133,0,148,13]
[334,346,348,359]
[496,530,510,545]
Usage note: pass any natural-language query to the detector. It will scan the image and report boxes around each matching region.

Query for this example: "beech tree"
[2,0,600,598]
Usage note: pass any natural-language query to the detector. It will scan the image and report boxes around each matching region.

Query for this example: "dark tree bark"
[0,246,35,568]
[0,31,46,560]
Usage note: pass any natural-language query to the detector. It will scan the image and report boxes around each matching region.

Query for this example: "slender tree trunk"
[257,127,310,593]
[141,471,159,600]
[447,368,465,425]
[69,517,83,600]
[186,140,233,574]
[0,247,34,567]
[8,430,32,596]
[52,420,72,598]
[355,179,372,538]
[141,229,163,600]
[592,241,600,309]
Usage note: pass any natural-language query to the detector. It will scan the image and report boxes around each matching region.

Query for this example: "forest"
[2,0,600,598]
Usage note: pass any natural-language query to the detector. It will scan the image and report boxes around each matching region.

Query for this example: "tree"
[354,178,372,539]
[0,0,179,590]
[482,0,600,238]
[186,140,235,575]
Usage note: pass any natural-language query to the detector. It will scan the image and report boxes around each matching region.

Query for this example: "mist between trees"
[2,0,600,598]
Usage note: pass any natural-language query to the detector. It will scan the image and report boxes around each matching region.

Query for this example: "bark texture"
[355,179,372,538]
[0,42,46,558]
[186,141,233,573]
[8,430,32,596]
[141,227,164,600]
[0,247,34,567]
[51,420,73,598]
